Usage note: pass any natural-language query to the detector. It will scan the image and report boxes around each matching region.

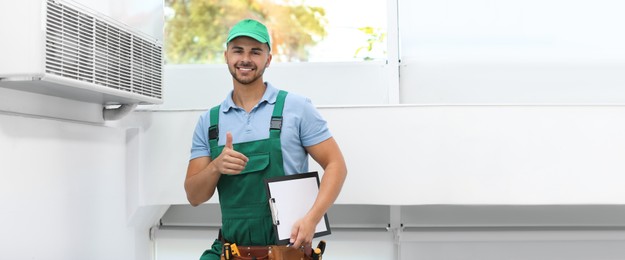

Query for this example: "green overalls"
[200,91,288,260]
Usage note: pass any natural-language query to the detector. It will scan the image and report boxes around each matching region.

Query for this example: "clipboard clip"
[268,197,280,226]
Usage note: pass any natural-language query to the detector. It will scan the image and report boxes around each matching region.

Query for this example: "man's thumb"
[225,132,234,149]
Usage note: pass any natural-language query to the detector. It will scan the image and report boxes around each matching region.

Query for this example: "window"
[164,0,387,64]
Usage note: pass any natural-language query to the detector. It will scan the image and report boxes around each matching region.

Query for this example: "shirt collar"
[221,82,279,112]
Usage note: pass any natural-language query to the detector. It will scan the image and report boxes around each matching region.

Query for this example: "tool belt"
[221,244,312,260]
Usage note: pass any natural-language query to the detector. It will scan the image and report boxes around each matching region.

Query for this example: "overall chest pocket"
[239,153,270,175]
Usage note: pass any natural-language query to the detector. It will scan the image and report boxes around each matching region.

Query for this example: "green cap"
[226,19,271,50]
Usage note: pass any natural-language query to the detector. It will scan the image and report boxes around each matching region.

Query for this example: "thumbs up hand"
[214,132,249,175]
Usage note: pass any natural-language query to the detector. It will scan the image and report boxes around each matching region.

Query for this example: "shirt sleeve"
[299,97,332,147]
[190,113,211,160]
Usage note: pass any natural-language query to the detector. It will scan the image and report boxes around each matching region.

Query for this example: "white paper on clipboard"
[264,172,331,244]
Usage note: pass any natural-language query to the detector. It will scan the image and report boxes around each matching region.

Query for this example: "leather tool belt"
[221,244,312,260]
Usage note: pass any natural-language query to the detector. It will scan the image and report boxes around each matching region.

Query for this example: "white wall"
[154,204,625,260]
[154,227,625,260]
[399,228,625,260]
[0,108,143,259]
[121,104,625,206]
[156,62,392,110]
[398,0,625,105]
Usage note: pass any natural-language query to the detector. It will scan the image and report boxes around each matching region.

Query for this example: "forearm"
[185,160,221,206]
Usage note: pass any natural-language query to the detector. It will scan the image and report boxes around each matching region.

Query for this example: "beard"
[228,62,267,85]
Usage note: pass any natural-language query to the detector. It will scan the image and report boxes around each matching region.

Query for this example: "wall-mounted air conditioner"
[0,0,163,107]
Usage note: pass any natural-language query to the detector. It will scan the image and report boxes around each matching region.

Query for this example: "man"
[184,19,347,260]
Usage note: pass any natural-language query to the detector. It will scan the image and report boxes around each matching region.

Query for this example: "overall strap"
[270,90,288,138]
[208,105,220,151]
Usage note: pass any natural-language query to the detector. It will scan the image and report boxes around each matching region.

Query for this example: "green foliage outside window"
[354,26,386,61]
[164,0,327,64]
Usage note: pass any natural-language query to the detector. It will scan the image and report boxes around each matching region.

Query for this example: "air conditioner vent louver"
[44,0,162,100]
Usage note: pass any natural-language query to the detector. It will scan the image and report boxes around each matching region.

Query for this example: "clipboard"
[264,172,331,245]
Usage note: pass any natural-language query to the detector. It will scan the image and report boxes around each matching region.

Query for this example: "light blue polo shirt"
[190,83,331,175]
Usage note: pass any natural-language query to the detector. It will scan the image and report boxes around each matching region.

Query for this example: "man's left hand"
[289,216,317,248]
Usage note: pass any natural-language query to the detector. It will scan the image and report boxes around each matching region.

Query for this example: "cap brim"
[227,32,269,44]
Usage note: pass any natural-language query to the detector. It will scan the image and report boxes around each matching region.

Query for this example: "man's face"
[224,36,272,85]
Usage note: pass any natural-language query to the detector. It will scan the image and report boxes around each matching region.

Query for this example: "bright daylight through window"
[164,0,387,64]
